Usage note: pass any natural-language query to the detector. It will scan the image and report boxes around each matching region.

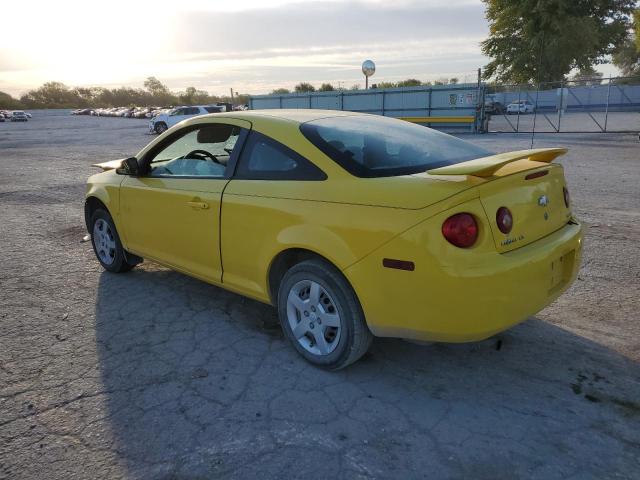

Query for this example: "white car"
[506,100,535,114]
[10,111,28,122]
[149,105,225,134]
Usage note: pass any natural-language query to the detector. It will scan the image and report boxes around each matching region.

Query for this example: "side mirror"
[116,157,140,176]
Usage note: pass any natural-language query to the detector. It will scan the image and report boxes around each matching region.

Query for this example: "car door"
[119,119,251,283]
[167,107,190,128]
[221,131,327,300]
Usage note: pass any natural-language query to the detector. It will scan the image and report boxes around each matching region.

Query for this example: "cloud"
[0,0,489,96]
[171,1,487,53]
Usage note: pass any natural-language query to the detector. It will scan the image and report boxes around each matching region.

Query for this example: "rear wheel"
[277,259,372,370]
[154,122,168,134]
[90,209,137,273]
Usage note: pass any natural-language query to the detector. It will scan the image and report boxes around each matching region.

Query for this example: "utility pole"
[230,88,235,105]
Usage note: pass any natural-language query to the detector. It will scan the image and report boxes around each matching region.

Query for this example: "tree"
[570,66,603,85]
[349,84,361,91]
[143,76,169,95]
[271,88,290,94]
[396,78,422,87]
[143,76,175,105]
[613,9,640,77]
[179,86,211,105]
[294,82,315,92]
[0,91,23,109]
[318,83,335,91]
[481,0,636,84]
[20,82,83,108]
[376,81,397,89]
[449,77,459,84]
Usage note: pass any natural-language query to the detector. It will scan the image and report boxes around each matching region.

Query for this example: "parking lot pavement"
[1,111,639,479]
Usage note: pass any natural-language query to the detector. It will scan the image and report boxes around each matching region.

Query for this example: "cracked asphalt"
[1,111,639,479]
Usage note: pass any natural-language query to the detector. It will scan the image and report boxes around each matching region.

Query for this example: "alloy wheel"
[93,218,116,265]
[286,280,342,355]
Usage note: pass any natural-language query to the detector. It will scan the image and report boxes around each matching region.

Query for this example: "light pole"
[362,60,375,90]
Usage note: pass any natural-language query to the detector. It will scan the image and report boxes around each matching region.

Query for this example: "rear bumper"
[345,215,583,343]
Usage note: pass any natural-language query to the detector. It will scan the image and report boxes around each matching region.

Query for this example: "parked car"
[506,100,535,114]
[10,111,28,122]
[484,99,505,114]
[132,107,150,118]
[215,102,233,112]
[148,105,224,134]
[147,107,171,119]
[86,110,582,369]
[72,108,93,116]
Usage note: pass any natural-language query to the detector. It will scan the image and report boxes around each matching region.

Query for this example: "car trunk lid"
[428,148,572,252]
[477,166,571,252]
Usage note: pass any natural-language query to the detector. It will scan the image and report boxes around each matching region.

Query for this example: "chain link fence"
[482,76,640,134]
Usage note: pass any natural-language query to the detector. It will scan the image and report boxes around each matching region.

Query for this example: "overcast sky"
[0,0,619,97]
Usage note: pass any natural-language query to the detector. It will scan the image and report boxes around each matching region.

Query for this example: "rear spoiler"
[92,159,125,171]
[427,148,568,178]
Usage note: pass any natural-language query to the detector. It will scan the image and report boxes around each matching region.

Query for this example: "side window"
[235,132,326,180]
[187,107,200,115]
[146,124,242,178]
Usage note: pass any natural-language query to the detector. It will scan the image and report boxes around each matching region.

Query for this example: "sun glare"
[1,0,486,95]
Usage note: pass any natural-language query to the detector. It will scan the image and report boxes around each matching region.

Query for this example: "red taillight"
[563,186,570,208]
[496,207,513,234]
[442,213,478,248]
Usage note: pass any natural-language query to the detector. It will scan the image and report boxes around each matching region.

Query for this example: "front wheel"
[90,209,137,273]
[277,259,373,370]
[154,122,168,134]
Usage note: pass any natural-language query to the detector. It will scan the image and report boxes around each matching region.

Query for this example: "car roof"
[206,109,362,125]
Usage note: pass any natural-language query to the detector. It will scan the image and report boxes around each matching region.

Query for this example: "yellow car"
[86,110,583,369]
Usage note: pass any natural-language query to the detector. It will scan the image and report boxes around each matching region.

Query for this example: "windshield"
[300,115,492,178]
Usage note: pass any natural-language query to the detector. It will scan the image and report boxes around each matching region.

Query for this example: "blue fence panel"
[249,84,481,132]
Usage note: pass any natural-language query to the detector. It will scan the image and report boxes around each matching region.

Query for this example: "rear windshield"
[300,115,492,177]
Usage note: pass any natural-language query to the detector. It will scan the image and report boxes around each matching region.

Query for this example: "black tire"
[90,209,136,273]
[154,122,168,134]
[277,259,373,370]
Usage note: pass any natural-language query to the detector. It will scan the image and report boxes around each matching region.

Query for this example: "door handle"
[186,201,209,209]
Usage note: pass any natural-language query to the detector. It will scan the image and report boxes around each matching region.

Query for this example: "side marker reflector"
[525,170,549,180]
[382,258,415,271]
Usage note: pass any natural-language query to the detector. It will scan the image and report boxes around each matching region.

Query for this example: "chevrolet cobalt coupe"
[86,110,582,369]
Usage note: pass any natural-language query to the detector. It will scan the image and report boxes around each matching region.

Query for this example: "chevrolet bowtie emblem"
[538,195,549,207]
